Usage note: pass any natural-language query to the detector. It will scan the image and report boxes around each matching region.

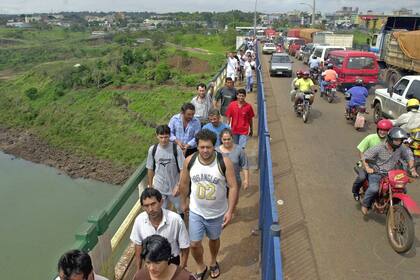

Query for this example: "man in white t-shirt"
[226,52,238,82]
[55,250,109,280]
[130,188,190,271]
[243,55,256,93]
[179,129,238,279]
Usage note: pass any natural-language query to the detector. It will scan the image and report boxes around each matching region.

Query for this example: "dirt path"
[164,42,213,55]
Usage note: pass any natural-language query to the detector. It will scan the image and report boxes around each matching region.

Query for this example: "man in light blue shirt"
[168,102,201,157]
[202,109,230,147]
[308,55,320,70]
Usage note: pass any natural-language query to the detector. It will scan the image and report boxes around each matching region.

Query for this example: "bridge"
[57,41,420,280]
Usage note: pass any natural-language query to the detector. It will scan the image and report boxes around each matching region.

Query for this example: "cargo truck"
[368,16,420,89]
[312,32,353,48]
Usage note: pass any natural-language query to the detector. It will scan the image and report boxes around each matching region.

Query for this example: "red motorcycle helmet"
[303,71,310,77]
[296,70,303,77]
[377,119,393,134]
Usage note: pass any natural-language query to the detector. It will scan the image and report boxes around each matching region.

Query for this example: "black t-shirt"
[215,87,237,116]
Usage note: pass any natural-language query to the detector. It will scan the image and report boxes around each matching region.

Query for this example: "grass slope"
[0,28,232,168]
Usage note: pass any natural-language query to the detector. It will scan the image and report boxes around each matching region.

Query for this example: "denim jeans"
[362,173,382,208]
[233,134,248,149]
[352,167,367,194]
[246,76,253,93]
[320,80,329,93]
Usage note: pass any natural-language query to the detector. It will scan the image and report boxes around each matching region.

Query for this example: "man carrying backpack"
[146,125,185,215]
[179,129,239,280]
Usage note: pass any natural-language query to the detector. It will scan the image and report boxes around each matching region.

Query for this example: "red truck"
[288,38,306,56]
[287,28,300,38]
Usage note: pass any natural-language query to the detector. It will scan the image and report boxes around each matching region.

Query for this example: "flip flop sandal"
[195,266,208,280]
[209,262,220,279]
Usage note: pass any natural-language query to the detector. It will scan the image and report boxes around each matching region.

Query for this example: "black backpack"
[152,142,180,173]
[187,151,226,176]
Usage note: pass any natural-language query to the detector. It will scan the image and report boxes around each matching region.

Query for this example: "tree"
[123,49,134,65]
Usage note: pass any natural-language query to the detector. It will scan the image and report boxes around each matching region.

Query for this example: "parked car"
[269,53,293,77]
[328,50,379,91]
[262,42,276,54]
[311,45,346,64]
[371,75,420,123]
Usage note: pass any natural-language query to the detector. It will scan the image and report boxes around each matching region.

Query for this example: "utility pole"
[312,0,316,26]
[254,0,257,37]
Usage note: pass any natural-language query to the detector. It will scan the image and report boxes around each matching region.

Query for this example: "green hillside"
[0,27,233,167]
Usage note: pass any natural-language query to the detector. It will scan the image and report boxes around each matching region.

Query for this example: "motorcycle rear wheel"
[386,205,415,253]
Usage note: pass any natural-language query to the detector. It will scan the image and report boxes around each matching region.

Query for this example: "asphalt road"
[260,52,420,280]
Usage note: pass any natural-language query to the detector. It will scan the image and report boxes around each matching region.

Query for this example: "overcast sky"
[1,0,419,15]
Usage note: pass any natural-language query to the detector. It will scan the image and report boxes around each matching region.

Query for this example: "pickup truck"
[372,75,420,123]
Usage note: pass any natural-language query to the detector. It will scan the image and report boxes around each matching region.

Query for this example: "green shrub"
[25,87,39,100]
[144,68,155,81]
[155,63,171,84]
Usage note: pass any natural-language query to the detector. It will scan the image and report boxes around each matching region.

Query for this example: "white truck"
[312,32,354,49]
[372,75,420,123]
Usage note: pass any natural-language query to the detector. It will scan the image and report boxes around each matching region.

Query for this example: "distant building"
[358,14,387,30]
[6,21,31,28]
[24,15,42,23]
[91,31,107,38]
[335,7,359,18]
[393,8,413,16]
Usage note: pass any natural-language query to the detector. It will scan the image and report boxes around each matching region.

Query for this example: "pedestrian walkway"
[185,84,260,279]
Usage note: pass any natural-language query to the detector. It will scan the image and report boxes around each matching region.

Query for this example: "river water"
[0,151,119,279]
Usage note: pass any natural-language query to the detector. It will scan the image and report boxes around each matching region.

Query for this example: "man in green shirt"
[352,119,393,200]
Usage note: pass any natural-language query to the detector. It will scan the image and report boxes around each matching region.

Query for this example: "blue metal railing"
[255,43,283,280]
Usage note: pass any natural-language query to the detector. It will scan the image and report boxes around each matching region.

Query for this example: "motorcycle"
[295,91,313,123]
[357,169,420,253]
[346,105,367,130]
[310,67,320,85]
[323,81,337,103]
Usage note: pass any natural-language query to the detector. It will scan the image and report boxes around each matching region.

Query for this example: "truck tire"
[373,102,383,124]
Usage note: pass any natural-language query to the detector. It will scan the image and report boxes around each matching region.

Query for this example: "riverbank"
[0,126,134,185]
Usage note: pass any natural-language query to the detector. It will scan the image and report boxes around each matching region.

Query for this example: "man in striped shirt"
[169,103,201,158]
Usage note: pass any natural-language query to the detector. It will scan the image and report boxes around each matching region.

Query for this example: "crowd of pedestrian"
[55,43,257,280]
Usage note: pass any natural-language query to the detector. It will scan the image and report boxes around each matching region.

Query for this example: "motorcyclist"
[308,55,320,70]
[294,71,316,109]
[361,127,418,215]
[290,70,303,102]
[345,79,368,119]
[352,119,393,201]
[320,63,338,94]
[391,98,420,131]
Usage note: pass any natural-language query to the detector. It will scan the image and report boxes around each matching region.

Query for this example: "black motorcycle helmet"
[327,63,334,69]
[386,127,409,150]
